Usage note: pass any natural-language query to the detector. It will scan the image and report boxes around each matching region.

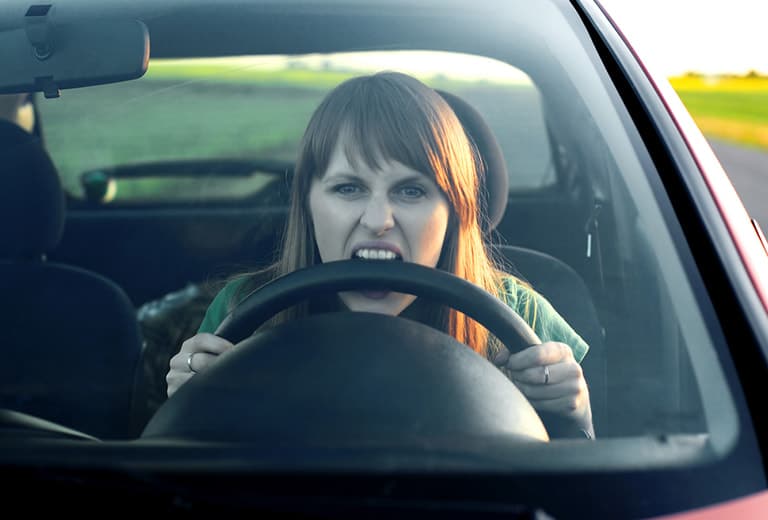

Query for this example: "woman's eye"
[397,186,427,199]
[333,184,362,196]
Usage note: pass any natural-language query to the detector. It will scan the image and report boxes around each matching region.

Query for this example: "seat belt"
[584,199,605,298]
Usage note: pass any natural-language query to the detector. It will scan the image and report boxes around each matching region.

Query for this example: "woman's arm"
[495,277,594,438]
[166,279,244,396]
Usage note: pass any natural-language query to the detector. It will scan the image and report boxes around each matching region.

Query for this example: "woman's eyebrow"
[393,174,429,184]
[321,170,429,184]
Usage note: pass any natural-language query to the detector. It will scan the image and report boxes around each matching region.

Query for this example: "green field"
[39,61,766,201]
[145,63,768,151]
[39,78,327,197]
[670,74,768,150]
[38,64,548,200]
[145,62,356,89]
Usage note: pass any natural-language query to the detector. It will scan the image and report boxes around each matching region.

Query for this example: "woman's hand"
[494,342,593,438]
[166,333,234,398]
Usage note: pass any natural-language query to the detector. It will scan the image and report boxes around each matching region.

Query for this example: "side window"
[37,71,325,205]
[37,53,553,204]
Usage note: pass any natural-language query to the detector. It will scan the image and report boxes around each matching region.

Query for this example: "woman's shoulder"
[497,273,589,363]
[196,275,255,334]
[498,273,536,306]
[219,276,251,302]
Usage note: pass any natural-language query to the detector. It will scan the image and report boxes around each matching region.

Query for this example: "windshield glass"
[0,0,746,482]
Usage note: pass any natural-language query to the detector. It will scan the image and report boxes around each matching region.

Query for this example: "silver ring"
[543,365,550,385]
[187,352,197,374]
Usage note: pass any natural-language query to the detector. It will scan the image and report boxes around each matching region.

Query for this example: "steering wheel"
[143,261,549,445]
[216,260,541,348]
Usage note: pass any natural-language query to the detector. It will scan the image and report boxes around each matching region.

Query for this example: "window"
[37,52,552,204]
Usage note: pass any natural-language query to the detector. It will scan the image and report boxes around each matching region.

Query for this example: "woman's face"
[308,136,451,315]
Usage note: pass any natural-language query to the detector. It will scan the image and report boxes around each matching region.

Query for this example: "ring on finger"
[187,352,198,374]
[543,365,550,385]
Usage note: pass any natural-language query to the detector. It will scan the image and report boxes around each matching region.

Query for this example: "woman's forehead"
[325,136,426,180]
[329,130,419,175]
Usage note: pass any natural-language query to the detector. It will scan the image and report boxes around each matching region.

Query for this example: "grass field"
[145,61,356,89]
[39,63,549,199]
[39,61,765,201]
[669,75,768,150]
[39,75,328,196]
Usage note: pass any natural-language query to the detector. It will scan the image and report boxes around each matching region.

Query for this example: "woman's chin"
[340,291,415,316]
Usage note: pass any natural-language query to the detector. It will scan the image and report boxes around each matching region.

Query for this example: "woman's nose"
[359,195,394,234]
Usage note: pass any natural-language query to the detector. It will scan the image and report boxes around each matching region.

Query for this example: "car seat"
[0,120,143,439]
[438,90,607,431]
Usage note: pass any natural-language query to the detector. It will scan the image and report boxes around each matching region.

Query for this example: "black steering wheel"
[215,260,541,348]
[143,261,549,445]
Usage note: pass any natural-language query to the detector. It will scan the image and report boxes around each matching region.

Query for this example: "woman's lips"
[348,242,403,299]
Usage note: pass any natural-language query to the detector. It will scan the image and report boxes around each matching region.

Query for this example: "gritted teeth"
[352,248,402,261]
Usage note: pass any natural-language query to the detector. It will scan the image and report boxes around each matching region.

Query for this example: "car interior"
[1,60,704,443]
[6,2,768,517]
[0,1,724,457]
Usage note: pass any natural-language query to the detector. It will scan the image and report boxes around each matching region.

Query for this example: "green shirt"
[497,277,589,363]
[198,275,589,363]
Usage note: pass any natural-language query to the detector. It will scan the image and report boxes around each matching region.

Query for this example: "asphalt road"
[708,139,768,233]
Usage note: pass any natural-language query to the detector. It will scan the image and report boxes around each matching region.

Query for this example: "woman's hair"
[235,71,518,358]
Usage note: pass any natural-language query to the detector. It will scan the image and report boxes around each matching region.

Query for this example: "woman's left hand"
[493,342,593,436]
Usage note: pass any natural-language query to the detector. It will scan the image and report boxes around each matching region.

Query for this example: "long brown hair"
[236,72,513,358]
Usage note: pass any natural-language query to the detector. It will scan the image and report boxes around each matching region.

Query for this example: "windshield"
[0,0,758,511]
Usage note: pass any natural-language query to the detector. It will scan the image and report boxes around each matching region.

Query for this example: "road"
[708,139,768,233]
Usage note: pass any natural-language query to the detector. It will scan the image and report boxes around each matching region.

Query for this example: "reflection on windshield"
[3,9,735,477]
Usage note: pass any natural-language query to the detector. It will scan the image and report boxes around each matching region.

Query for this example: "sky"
[598,0,768,76]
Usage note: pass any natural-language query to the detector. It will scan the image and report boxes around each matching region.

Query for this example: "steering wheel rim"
[144,260,550,443]
[216,260,541,353]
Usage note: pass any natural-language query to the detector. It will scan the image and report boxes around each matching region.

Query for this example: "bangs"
[338,84,435,177]
[304,73,448,182]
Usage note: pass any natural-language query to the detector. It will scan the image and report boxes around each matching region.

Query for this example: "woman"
[166,71,594,438]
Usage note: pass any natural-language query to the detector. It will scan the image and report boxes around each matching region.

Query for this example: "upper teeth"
[354,248,399,260]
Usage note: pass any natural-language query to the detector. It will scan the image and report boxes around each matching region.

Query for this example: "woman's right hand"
[166,333,234,398]
[493,341,594,438]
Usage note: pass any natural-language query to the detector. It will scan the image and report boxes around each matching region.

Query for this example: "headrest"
[0,120,65,258]
[436,90,509,232]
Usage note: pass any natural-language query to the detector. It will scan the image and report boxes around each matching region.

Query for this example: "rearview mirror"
[0,7,149,98]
